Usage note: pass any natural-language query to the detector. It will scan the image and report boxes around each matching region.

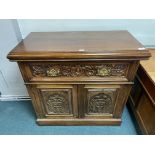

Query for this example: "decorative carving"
[46,93,69,114]
[32,65,46,77]
[46,66,61,77]
[97,67,111,76]
[41,91,72,115]
[88,93,113,114]
[30,63,128,78]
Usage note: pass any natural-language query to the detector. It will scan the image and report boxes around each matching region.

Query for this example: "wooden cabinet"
[7,31,150,125]
[129,75,155,134]
[128,50,155,134]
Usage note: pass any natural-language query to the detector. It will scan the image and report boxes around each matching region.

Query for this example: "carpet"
[0,100,138,135]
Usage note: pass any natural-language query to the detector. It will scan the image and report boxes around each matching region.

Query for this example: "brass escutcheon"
[97,67,110,76]
[47,67,60,77]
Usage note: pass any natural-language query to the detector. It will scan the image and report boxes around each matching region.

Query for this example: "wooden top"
[140,49,155,84]
[7,31,151,60]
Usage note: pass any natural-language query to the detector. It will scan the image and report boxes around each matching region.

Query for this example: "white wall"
[18,19,155,46]
[0,19,28,98]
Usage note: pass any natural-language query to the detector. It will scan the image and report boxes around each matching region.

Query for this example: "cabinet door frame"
[80,84,131,119]
[31,84,78,119]
[27,83,131,120]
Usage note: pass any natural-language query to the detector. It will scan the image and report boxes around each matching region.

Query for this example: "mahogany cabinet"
[7,31,150,125]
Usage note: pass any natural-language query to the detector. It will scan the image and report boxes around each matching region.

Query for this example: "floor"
[0,100,138,135]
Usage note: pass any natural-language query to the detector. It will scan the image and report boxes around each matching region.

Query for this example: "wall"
[18,19,155,46]
[0,19,28,99]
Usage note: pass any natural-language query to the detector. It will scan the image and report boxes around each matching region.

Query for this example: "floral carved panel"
[41,89,72,115]
[29,63,129,78]
[86,88,117,115]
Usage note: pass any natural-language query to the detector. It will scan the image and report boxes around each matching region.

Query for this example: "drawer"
[19,61,138,82]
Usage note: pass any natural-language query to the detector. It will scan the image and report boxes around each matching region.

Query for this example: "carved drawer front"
[35,85,78,118]
[21,61,133,82]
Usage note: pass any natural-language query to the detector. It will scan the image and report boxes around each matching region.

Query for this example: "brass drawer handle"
[47,67,60,77]
[97,67,111,76]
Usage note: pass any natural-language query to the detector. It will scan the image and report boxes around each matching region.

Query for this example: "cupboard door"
[34,84,78,118]
[83,85,119,118]
[83,84,131,118]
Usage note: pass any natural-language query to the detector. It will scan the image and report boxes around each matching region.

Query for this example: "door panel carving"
[40,88,73,115]
[85,86,118,116]
[88,93,113,114]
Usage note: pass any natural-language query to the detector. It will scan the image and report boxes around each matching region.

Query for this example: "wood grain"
[37,118,121,126]
[140,49,155,84]
[7,31,151,60]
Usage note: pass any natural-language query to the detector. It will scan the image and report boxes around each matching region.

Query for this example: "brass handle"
[46,67,60,77]
[97,67,110,76]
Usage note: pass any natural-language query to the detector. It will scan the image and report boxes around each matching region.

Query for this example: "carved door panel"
[82,84,123,118]
[35,84,78,118]
[29,84,131,120]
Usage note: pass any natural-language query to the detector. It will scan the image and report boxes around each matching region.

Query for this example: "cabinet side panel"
[114,85,132,118]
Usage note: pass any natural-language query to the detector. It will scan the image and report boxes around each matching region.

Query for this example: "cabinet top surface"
[7,31,151,60]
[140,49,155,84]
